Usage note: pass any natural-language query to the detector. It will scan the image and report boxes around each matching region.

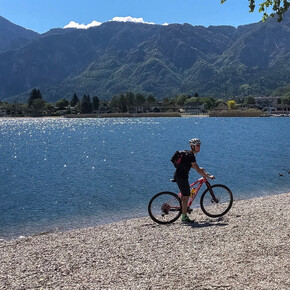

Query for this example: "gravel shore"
[1,193,289,289]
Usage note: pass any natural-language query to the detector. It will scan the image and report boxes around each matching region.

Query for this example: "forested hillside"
[0,13,289,102]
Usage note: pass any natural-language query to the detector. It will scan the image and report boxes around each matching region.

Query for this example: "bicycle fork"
[205,181,219,203]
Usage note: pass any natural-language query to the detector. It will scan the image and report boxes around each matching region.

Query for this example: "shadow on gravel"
[142,218,228,228]
[183,219,228,228]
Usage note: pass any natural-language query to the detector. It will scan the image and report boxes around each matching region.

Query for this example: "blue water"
[0,117,289,239]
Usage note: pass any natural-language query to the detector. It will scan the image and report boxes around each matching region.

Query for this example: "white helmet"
[189,138,201,147]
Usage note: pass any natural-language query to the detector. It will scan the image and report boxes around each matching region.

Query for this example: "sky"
[0,0,266,34]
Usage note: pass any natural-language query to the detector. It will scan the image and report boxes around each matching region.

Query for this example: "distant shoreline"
[1,112,210,119]
[1,112,289,119]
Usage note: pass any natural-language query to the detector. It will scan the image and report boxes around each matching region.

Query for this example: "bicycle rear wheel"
[200,184,233,218]
[148,191,182,224]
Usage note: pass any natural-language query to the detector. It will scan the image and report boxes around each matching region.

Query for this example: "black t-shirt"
[174,151,196,179]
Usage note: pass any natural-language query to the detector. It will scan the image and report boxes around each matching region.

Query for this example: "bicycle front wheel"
[148,191,182,224]
[200,184,233,218]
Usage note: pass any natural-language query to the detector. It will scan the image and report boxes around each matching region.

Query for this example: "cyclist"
[174,138,215,222]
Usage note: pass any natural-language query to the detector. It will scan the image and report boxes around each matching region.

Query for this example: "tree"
[227,100,237,110]
[55,98,69,110]
[185,97,201,105]
[147,95,156,105]
[32,99,45,111]
[162,97,171,105]
[221,0,290,22]
[125,92,136,112]
[70,93,79,107]
[281,96,290,105]
[92,96,100,111]
[203,97,217,110]
[175,94,188,106]
[28,88,42,107]
[110,96,119,112]
[244,96,256,105]
[119,94,128,113]
[44,103,55,114]
[80,95,92,113]
[135,93,146,113]
[126,92,136,107]
[135,93,146,106]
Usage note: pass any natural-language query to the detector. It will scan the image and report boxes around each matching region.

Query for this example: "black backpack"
[170,150,190,168]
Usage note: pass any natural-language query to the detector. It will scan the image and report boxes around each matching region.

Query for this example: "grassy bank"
[209,109,263,117]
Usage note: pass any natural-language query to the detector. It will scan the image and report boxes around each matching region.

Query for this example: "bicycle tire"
[200,184,233,218]
[148,191,182,224]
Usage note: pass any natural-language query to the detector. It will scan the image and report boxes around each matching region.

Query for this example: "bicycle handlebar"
[201,168,215,180]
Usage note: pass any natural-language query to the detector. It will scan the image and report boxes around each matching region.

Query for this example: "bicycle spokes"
[148,192,182,224]
[200,184,233,218]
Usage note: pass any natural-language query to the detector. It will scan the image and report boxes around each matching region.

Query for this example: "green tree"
[28,88,42,107]
[27,98,45,116]
[147,95,156,105]
[175,94,188,106]
[92,96,100,111]
[244,96,256,104]
[126,92,136,107]
[221,0,290,22]
[185,97,201,105]
[203,97,217,110]
[281,96,290,105]
[80,95,92,113]
[55,99,69,110]
[135,93,146,106]
[70,93,79,107]
[75,101,81,113]
[135,93,146,113]
[44,103,55,114]
[162,97,171,105]
[32,99,45,110]
[119,94,128,113]
[110,96,119,112]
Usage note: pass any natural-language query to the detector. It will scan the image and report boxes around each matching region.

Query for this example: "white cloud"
[64,20,102,29]
[63,17,169,30]
[87,20,103,28]
[110,16,155,25]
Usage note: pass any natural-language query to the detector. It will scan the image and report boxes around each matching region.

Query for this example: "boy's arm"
[191,162,215,179]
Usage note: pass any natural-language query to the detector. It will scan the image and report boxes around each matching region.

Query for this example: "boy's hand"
[208,175,215,180]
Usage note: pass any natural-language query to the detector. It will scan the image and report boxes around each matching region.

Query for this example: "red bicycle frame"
[177,177,210,207]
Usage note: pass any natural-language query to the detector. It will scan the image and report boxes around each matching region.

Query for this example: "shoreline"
[0,113,208,120]
[1,114,289,119]
[0,192,289,289]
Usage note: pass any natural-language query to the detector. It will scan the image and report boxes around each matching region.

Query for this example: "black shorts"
[175,176,190,197]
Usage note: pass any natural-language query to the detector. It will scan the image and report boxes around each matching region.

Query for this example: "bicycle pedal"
[187,208,193,214]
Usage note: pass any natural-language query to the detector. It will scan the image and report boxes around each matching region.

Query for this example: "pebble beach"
[0,193,289,289]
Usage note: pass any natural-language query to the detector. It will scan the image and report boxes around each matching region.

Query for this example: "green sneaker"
[181,214,194,223]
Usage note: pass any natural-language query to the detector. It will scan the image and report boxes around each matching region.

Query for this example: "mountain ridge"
[0,14,289,102]
[0,16,39,53]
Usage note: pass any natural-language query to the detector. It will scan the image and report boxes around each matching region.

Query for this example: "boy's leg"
[175,177,192,219]
[182,196,189,215]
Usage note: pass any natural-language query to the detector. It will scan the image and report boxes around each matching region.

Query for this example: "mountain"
[0,14,289,102]
[0,16,39,53]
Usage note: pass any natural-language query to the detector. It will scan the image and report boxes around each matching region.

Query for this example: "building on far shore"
[182,102,205,115]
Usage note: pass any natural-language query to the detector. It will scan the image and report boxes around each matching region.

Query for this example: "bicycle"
[148,175,233,224]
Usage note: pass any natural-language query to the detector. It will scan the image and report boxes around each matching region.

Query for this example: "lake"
[0,117,289,239]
